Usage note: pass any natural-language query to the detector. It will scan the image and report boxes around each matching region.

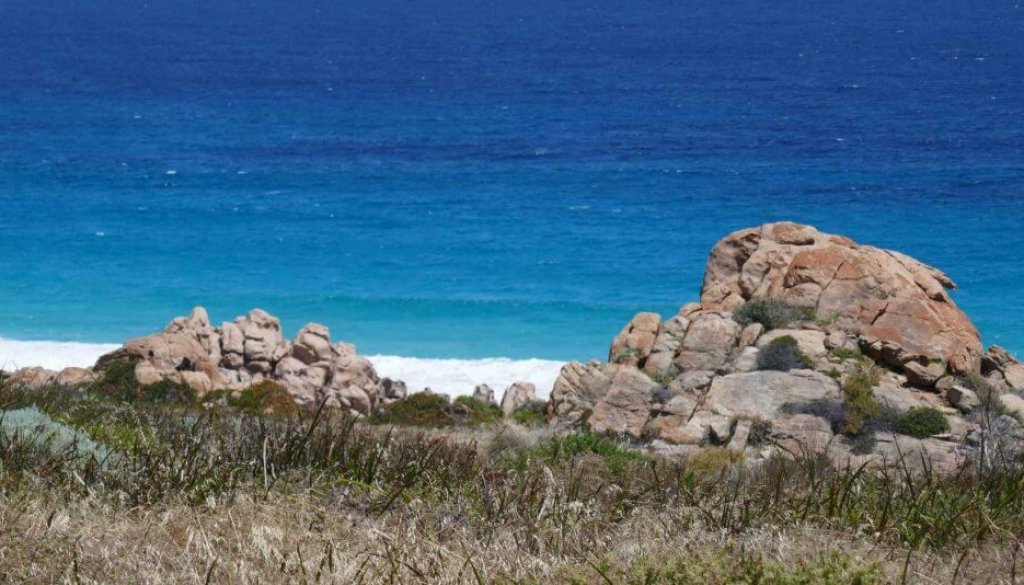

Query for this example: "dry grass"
[3,376,1024,583]
[1,490,1018,583]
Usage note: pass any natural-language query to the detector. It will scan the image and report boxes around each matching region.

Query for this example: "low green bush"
[515,432,647,474]
[687,447,743,473]
[453,395,503,425]
[611,549,881,584]
[511,399,548,427]
[840,364,881,436]
[829,347,866,363]
[373,392,505,428]
[733,299,816,330]
[89,360,196,404]
[373,392,453,427]
[895,407,949,438]
[227,381,297,415]
[747,418,773,446]
[757,335,813,371]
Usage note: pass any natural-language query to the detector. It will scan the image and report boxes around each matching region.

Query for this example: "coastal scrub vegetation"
[894,406,950,438]
[370,392,504,428]
[757,335,814,371]
[511,399,549,427]
[733,298,816,331]
[2,378,1024,582]
[839,363,882,436]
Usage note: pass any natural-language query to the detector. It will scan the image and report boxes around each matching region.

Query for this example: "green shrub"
[453,395,503,425]
[517,432,646,474]
[894,407,949,438]
[757,335,813,371]
[840,364,881,436]
[89,360,196,405]
[687,447,743,473]
[614,549,881,584]
[88,360,142,402]
[829,347,865,363]
[733,299,815,330]
[747,418,773,446]
[373,392,453,427]
[227,381,296,415]
[511,399,548,427]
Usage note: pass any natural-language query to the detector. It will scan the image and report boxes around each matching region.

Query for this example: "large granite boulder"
[548,222,1010,466]
[703,370,839,420]
[500,382,536,416]
[700,222,981,375]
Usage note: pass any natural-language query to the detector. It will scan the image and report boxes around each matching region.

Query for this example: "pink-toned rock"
[9,367,56,388]
[94,306,385,417]
[609,312,661,366]
[983,346,1024,391]
[500,382,536,416]
[550,361,618,425]
[274,357,330,407]
[705,370,839,420]
[292,323,335,365]
[673,312,740,371]
[903,359,947,389]
[587,366,661,438]
[122,330,210,372]
[220,322,245,368]
[166,307,215,351]
[648,410,731,445]
[239,309,285,371]
[699,222,982,374]
[771,414,834,455]
[737,323,764,348]
[326,385,373,414]
[134,362,165,386]
[323,352,379,415]
[642,315,688,378]
[180,370,213,394]
[56,367,96,387]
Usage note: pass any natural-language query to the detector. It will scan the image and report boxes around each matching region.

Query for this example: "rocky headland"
[549,222,1024,469]
[8,222,1024,469]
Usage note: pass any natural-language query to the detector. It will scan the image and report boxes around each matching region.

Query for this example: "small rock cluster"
[472,382,538,414]
[93,307,388,414]
[549,222,1024,469]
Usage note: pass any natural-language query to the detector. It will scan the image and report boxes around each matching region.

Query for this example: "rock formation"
[549,222,1023,470]
[473,384,496,405]
[94,307,384,415]
[500,382,537,416]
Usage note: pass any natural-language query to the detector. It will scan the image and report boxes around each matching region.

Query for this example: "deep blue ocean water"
[1,0,1023,364]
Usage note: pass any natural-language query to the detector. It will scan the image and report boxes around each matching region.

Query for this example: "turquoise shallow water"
[1,0,1022,363]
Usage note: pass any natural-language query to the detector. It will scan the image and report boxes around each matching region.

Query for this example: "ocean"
[1,0,1023,394]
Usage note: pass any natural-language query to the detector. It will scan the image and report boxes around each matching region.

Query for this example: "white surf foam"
[0,337,566,398]
[0,338,120,372]
[367,355,565,399]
